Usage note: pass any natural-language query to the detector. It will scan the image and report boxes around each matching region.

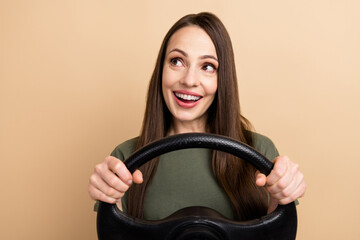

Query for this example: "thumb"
[132,169,143,184]
[255,170,267,187]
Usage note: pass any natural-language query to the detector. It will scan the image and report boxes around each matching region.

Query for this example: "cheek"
[204,78,218,96]
[162,68,174,106]
[162,68,175,89]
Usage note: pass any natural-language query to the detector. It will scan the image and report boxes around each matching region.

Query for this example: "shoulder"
[110,137,139,161]
[251,132,279,161]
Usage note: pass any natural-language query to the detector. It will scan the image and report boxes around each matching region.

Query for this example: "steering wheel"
[97,133,297,240]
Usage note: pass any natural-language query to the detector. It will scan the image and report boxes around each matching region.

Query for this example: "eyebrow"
[200,55,218,62]
[168,48,218,62]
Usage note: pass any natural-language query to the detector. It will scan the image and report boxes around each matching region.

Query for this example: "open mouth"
[174,92,202,103]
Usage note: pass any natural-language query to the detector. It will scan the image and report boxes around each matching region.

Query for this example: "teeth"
[175,92,201,101]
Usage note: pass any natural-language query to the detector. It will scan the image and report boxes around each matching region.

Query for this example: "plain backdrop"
[1,0,359,239]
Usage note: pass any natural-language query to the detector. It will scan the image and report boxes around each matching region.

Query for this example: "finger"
[106,156,133,185]
[269,170,305,203]
[98,168,131,194]
[89,173,125,199]
[266,160,298,195]
[266,156,290,186]
[255,170,266,187]
[278,177,306,205]
[268,174,297,199]
[94,160,131,193]
[88,184,117,203]
[132,169,143,184]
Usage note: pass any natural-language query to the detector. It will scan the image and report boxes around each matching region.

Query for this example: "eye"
[170,57,183,67]
[202,63,216,72]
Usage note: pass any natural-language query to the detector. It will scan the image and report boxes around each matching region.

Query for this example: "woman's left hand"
[255,156,306,213]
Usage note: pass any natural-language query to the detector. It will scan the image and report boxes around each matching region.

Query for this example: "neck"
[168,118,207,135]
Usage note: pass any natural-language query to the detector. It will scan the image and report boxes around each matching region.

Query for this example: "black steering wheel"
[97,133,297,240]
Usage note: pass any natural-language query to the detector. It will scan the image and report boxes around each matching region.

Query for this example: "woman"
[88,12,306,221]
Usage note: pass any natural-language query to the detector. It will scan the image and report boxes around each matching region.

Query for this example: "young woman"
[88,12,306,221]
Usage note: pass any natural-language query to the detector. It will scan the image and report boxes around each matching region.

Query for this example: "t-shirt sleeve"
[109,136,139,160]
[252,132,279,161]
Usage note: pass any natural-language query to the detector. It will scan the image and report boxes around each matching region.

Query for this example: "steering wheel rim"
[97,133,297,240]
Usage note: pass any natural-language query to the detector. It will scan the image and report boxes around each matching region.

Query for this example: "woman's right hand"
[88,156,143,210]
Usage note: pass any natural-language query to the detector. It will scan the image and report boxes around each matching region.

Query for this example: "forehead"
[166,26,217,57]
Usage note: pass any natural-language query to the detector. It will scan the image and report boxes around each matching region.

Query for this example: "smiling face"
[162,26,218,134]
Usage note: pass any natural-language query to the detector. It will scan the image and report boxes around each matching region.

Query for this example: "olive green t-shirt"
[108,132,279,220]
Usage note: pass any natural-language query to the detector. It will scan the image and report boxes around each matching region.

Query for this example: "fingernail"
[116,199,121,203]
[127,180,133,185]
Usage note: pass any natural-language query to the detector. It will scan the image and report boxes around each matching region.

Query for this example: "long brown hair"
[127,12,268,220]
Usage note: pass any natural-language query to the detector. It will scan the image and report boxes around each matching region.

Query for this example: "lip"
[174,89,202,97]
[173,90,202,109]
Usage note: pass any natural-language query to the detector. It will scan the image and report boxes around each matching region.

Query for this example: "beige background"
[1,0,359,239]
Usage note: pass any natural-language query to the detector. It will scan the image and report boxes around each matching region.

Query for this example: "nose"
[180,67,200,87]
